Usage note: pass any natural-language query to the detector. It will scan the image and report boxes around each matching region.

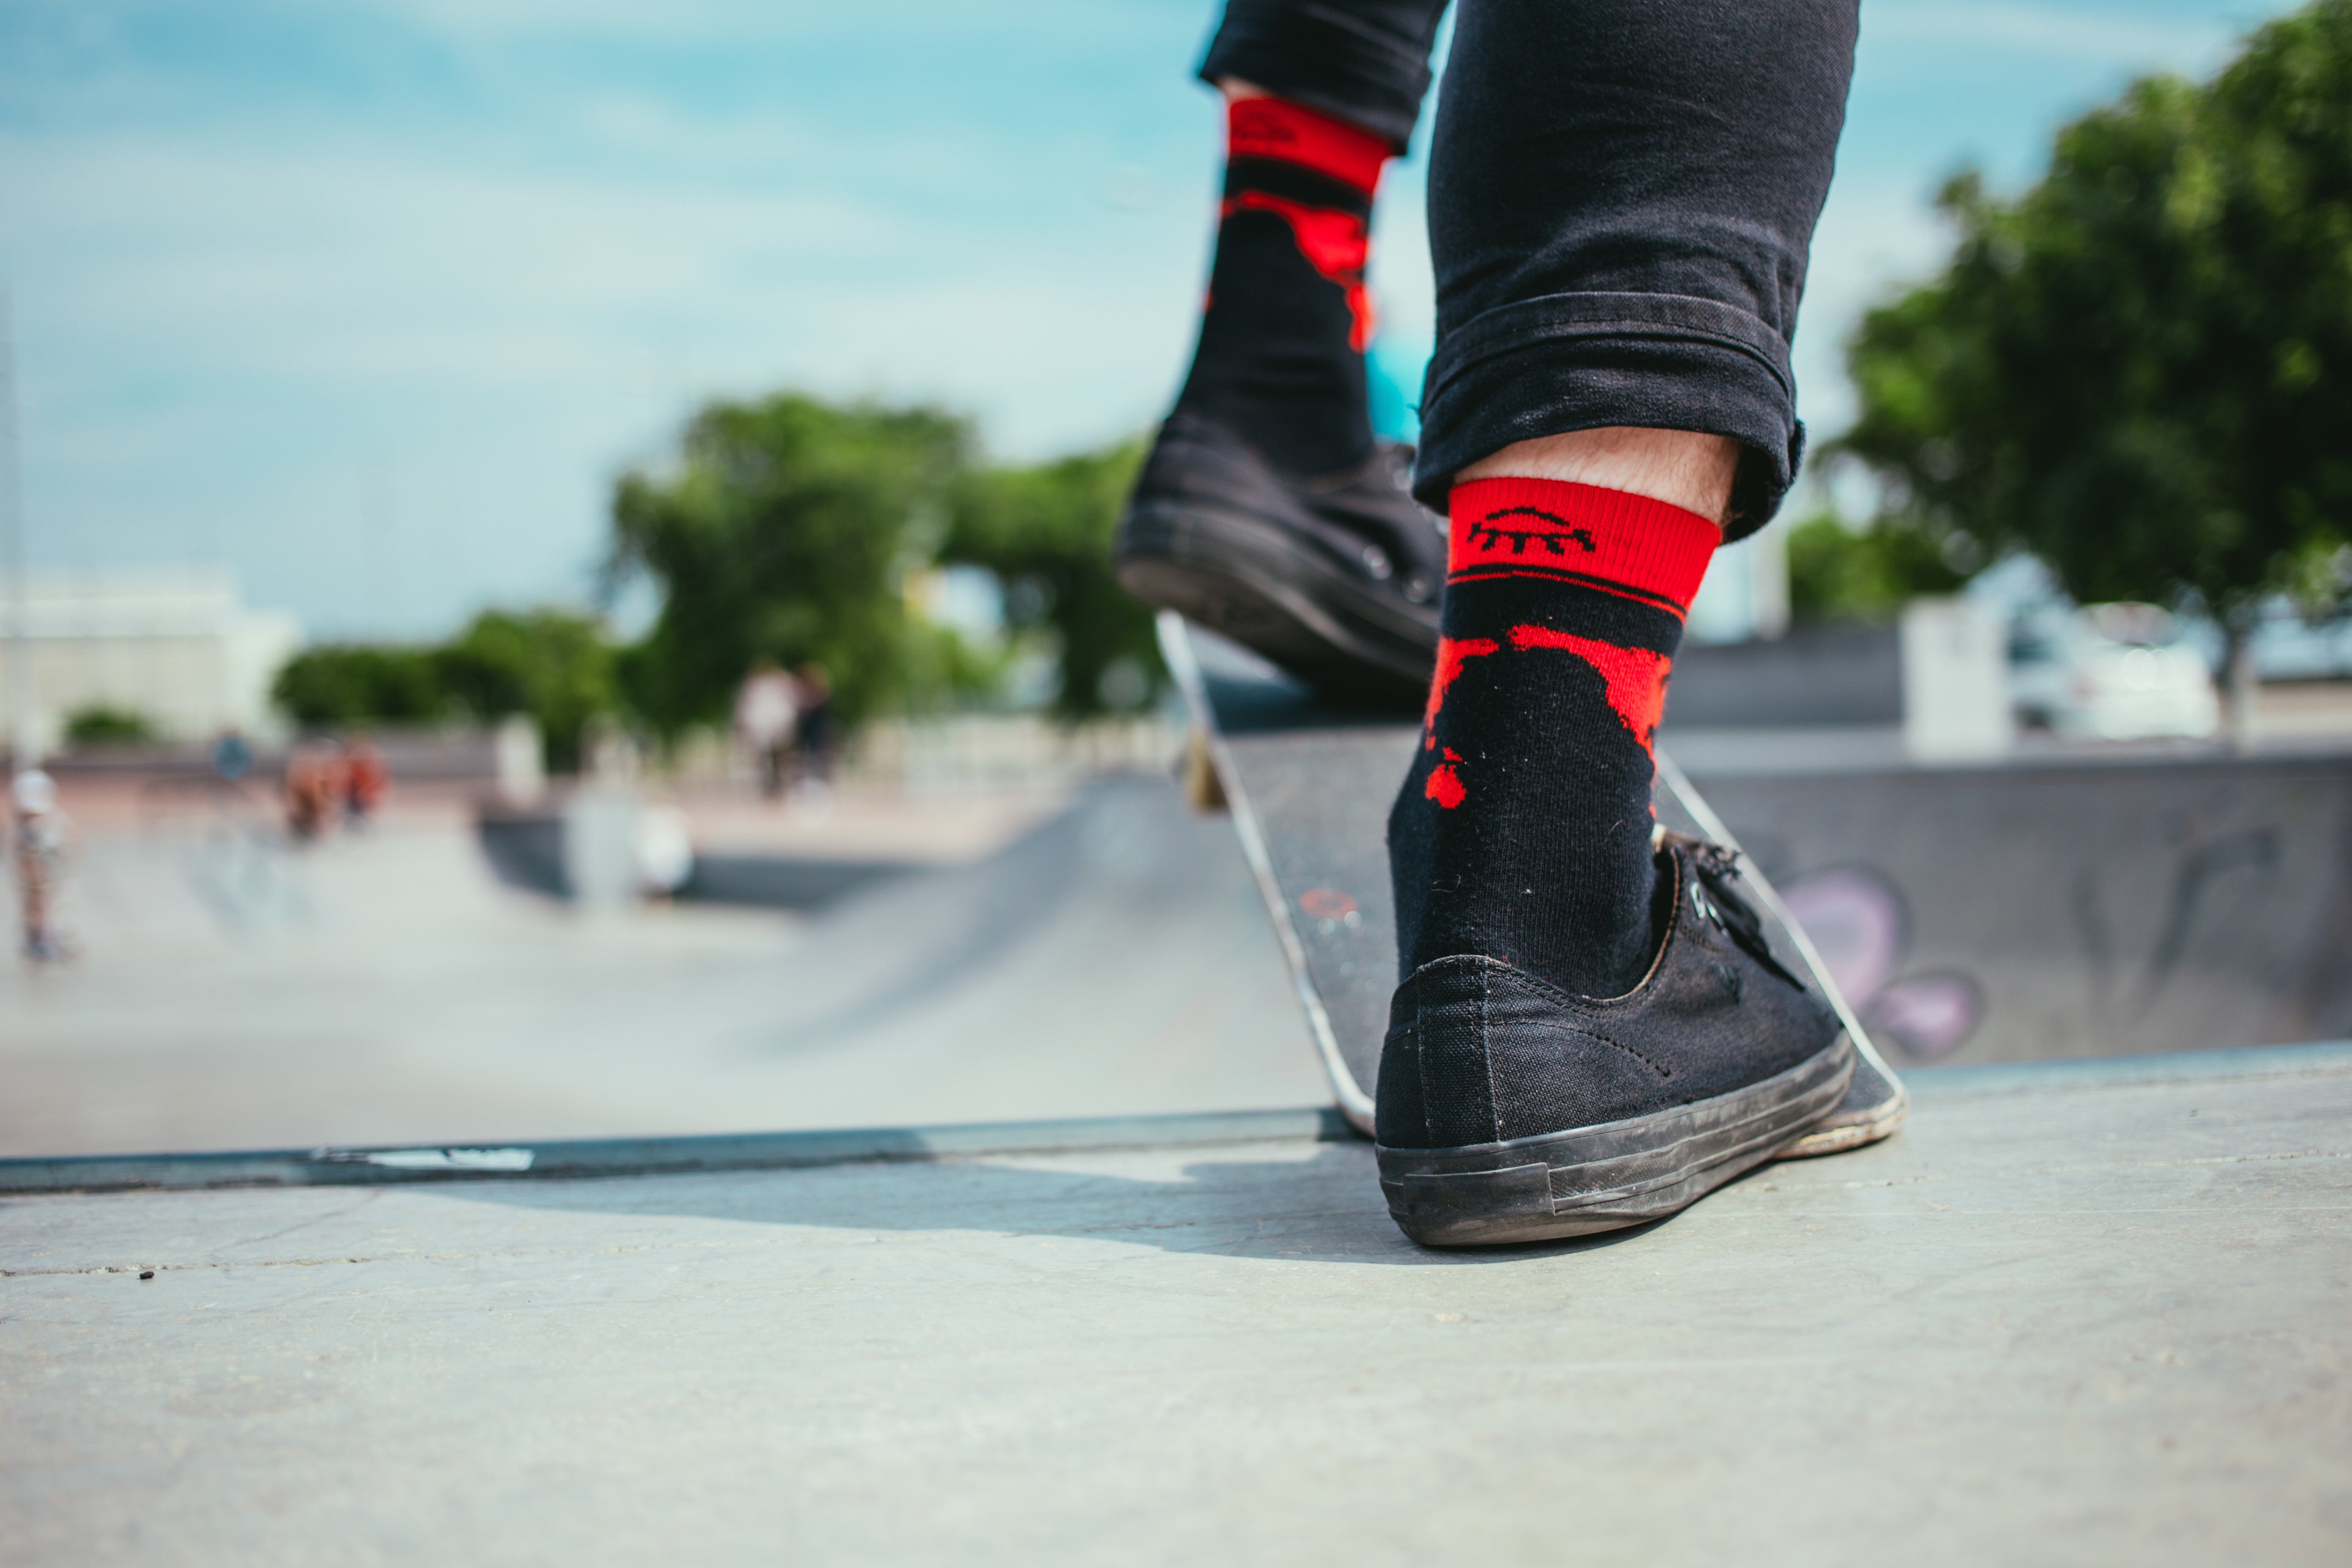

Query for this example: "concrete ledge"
[1910,1038,2352,1097]
[0,1106,1355,1196]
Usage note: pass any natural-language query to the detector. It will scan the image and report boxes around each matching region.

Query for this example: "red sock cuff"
[1226,97,1390,197]
[1447,477,1721,619]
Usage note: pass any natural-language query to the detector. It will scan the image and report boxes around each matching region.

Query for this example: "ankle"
[1457,428,1738,527]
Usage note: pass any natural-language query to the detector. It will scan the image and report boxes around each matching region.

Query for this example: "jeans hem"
[1413,293,1803,537]
[1197,2,1438,149]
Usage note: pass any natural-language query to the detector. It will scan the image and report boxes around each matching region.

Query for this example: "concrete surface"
[6,1043,2349,1565]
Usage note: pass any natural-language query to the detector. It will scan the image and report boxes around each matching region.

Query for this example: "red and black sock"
[1387,477,1721,998]
[1174,96,1392,477]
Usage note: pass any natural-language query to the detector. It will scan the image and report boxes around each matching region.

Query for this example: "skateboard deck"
[1160,612,1905,1154]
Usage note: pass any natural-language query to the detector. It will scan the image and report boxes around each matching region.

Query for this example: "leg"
[1196,0,1449,163]
[1376,0,1866,1245]
[1417,0,1858,530]
[1184,0,1451,472]
[1461,426,1738,523]
[1112,0,1454,703]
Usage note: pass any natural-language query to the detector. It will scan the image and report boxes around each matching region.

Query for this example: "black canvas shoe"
[1114,410,1444,707]
[1374,833,1853,1246]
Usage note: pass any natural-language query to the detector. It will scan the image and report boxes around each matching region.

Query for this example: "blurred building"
[0,569,302,751]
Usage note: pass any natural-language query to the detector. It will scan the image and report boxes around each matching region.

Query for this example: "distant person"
[344,735,390,826]
[734,662,800,799]
[283,742,343,842]
[1110,0,1875,1240]
[211,729,254,785]
[12,768,71,962]
[791,662,835,786]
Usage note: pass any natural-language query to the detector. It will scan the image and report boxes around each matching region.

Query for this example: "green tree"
[63,704,159,748]
[945,438,1164,717]
[1784,514,1968,624]
[435,608,617,773]
[271,646,448,728]
[609,394,976,737]
[1834,0,2352,725]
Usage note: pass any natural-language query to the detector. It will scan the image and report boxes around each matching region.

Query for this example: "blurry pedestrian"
[12,767,71,962]
[284,742,342,842]
[791,662,835,785]
[211,729,254,785]
[344,734,390,826]
[734,662,799,799]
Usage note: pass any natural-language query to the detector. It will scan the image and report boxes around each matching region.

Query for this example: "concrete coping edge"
[0,1107,1358,1197]
[1905,1039,2352,1099]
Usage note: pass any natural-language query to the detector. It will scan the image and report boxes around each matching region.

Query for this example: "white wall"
[0,570,304,750]
[1901,597,2014,760]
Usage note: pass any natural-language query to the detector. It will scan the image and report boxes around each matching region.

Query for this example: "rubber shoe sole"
[1115,498,1434,707]
[1376,1031,1853,1246]
[1779,1045,1907,1158]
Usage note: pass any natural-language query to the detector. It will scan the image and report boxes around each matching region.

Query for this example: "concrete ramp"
[544,774,1330,1128]
[3,777,1323,1158]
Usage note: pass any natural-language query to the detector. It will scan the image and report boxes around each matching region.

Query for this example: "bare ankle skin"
[1457,428,1738,527]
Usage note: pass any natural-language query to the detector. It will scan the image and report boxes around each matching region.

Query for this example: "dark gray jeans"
[1199,0,1858,533]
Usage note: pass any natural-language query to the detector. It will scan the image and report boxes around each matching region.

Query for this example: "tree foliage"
[945,439,1164,716]
[1784,514,1968,625]
[609,393,1163,734]
[1834,0,2352,637]
[270,611,617,771]
[269,398,1166,761]
[437,609,617,772]
[608,394,978,738]
[272,646,448,728]
[63,704,160,748]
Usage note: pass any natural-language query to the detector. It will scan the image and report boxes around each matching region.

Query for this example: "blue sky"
[0,0,2286,638]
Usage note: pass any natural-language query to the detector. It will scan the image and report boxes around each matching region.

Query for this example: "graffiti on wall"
[1780,865,1984,1060]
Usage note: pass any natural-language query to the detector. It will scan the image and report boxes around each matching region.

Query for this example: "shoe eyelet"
[1361,545,1393,580]
[1403,571,1433,604]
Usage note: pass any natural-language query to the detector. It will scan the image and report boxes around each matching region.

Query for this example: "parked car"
[2007,603,2219,741]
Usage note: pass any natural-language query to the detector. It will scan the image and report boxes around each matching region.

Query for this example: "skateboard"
[1159,611,1906,1156]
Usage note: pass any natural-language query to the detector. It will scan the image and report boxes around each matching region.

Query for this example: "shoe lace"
[1687,842,1805,990]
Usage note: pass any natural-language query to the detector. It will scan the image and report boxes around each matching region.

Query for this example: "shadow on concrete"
[441,1138,1672,1268]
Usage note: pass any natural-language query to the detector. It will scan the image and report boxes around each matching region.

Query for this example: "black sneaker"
[1374,833,1853,1246]
[1114,410,1444,706]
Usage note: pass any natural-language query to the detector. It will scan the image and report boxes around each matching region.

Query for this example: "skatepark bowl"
[5,736,2351,1561]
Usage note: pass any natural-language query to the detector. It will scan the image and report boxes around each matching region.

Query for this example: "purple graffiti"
[1781,864,1983,1060]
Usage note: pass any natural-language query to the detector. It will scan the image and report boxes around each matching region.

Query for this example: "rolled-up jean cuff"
[1412,292,1806,538]
[1197,4,1433,149]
